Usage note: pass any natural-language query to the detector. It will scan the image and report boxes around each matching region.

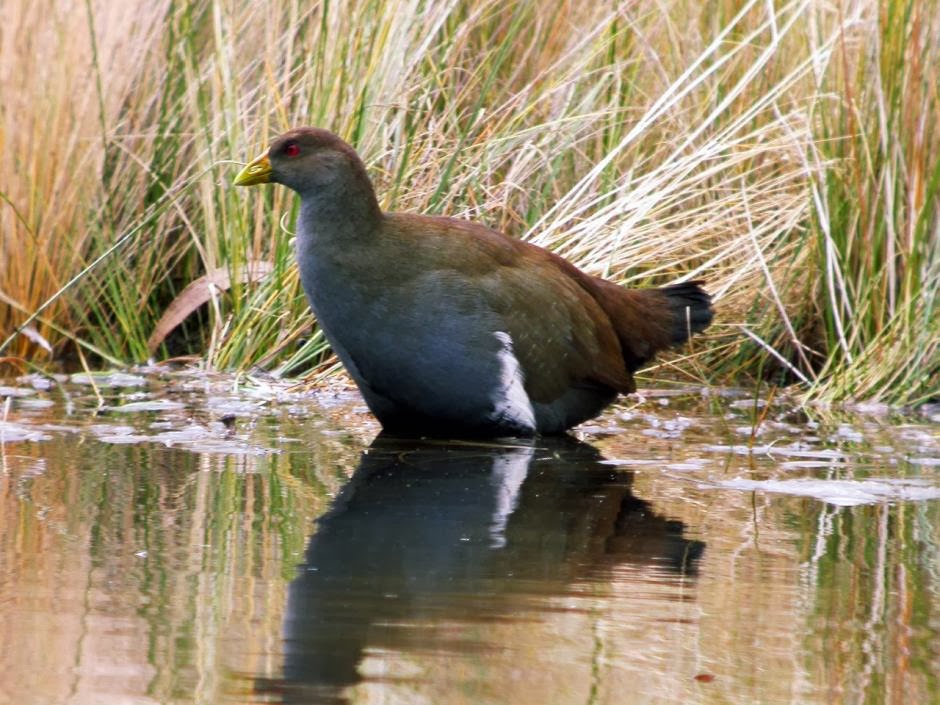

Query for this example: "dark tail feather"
[568,270,714,376]
[661,280,713,345]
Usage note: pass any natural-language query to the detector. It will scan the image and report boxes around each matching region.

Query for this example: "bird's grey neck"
[296,185,382,245]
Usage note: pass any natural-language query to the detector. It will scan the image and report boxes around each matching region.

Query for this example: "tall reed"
[806,0,939,404]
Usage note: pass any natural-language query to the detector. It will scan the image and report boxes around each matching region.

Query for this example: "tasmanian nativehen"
[234,128,712,436]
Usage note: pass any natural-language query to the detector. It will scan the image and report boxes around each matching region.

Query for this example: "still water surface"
[0,370,938,704]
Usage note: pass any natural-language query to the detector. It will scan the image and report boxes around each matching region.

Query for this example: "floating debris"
[99,435,153,444]
[15,398,55,410]
[0,421,52,442]
[110,399,186,413]
[206,398,267,416]
[71,371,149,388]
[710,477,940,506]
[0,386,37,398]
[152,424,214,445]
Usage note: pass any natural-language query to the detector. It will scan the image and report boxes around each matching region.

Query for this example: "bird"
[234,127,712,437]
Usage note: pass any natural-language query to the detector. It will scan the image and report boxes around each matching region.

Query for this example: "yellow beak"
[233,153,272,186]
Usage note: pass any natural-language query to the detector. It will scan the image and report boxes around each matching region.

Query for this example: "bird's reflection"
[260,435,704,703]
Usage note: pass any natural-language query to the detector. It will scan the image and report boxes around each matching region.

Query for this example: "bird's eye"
[285,143,300,157]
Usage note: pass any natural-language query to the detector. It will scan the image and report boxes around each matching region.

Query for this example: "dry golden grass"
[0,0,936,402]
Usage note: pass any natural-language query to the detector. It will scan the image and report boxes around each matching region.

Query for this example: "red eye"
[285,143,300,157]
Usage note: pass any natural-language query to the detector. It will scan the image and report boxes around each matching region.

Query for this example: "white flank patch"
[490,332,536,432]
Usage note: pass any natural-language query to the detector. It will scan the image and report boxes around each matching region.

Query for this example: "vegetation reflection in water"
[0,370,937,705]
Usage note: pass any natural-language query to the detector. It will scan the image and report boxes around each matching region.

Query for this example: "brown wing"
[381,214,635,403]
[477,247,636,401]
[544,258,683,371]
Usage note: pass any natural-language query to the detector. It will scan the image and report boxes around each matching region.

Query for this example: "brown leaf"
[147,262,273,356]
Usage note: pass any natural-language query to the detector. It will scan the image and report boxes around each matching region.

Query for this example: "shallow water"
[1,369,938,705]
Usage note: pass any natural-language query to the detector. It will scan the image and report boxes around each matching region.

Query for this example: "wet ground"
[0,368,938,704]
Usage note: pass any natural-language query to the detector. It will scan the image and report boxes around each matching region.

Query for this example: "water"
[0,370,938,704]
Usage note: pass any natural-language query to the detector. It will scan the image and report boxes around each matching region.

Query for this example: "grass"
[0,0,936,404]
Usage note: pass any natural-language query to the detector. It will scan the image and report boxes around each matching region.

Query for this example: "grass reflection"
[0,381,937,704]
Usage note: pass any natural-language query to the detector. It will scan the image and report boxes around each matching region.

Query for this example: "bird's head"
[234,127,365,197]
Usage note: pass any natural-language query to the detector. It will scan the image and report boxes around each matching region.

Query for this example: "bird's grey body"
[295,201,599,435]
[235,127,712,436]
